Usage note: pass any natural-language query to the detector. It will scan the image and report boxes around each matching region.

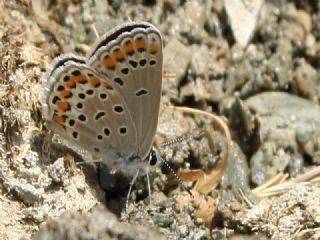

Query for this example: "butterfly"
[43,22,163,185]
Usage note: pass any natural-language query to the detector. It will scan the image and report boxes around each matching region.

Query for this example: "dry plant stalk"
[252,166,320,198]
[171,106,232,194]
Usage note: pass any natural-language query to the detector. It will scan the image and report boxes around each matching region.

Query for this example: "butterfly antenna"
[161,131,205,148]
[159,131,205,196]
[158,156,193,196]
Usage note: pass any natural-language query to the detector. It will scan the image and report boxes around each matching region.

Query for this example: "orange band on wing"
[90,77,101,88]
[102,56,116,70]
[149,42,159,54]
[70,75,87,84]
[135,38,146,52]
[54,115,66,127]
[65,78,76,88]
[104,83,113,90]
[61,90,72,98]
[57,102,71,112]
[123,41,135,55]
[112,49,126,62]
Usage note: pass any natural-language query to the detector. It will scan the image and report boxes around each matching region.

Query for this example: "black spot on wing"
[135,89,148,96]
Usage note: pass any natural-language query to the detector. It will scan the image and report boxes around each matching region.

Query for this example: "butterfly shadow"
[32,132,108,203]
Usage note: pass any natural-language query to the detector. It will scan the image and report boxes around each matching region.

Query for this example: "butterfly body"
[43,22,163,177]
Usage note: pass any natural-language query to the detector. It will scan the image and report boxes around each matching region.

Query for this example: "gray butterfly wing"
[43,54,138,162]
[87,22,163,160]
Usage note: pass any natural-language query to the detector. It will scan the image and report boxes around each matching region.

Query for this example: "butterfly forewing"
[43,55,138,160]
[87,22,163,160]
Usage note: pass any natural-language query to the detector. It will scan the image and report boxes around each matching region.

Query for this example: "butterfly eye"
[148,149,158,166]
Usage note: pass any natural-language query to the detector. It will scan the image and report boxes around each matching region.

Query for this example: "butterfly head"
[113,148,160,180]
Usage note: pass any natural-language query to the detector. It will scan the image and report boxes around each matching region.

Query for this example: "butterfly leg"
[125,169,140,210]
[145,168,152,199]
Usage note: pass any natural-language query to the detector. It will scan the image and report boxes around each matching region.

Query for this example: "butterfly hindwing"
[87,22,163,160]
